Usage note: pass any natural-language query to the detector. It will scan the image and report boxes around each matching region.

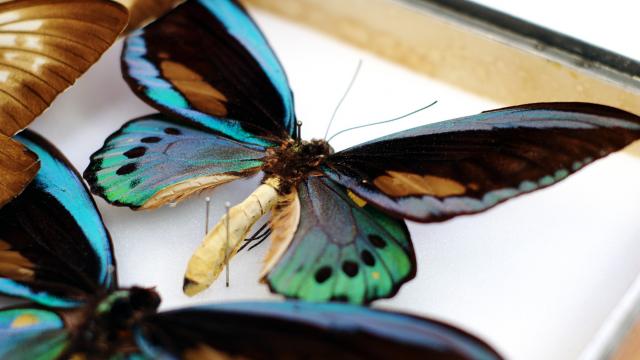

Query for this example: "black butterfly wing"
[324,103,640,222]
[134,301,502,360]
[122,0,296,143]
[0,131,116,307]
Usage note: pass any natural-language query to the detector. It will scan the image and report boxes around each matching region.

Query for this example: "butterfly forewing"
[265,177,416,304]
[325,103,640,222]
[0,134,39,208]
[0,0,127,136]
[84,114,265,209]
[0,131,115,307]
[121,0,296,144]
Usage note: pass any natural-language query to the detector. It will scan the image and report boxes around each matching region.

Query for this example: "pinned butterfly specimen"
[0,0,127,207]
[0,130,503,360]
[83,0,640,304]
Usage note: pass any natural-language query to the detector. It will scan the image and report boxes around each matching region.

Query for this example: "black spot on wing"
[117,163,137,175]
[361,250,375,266]
[368,234,387,249]
[342,261,359,277]
[164,127,181,135]
[124,146,146,158]
[314,267,332,283]
[141,136,161,143]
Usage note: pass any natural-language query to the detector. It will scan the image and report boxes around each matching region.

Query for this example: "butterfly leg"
[238,225,272,252]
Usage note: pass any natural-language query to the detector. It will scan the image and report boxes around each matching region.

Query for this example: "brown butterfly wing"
[0,0,128,136]
[0,134,38,208]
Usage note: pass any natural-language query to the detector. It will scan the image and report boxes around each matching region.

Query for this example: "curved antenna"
[323,59,363,140]
[326,100,438,143]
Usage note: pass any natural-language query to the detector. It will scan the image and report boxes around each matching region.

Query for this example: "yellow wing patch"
[373,171,466,197]
[160,60,229,117]
[10,313,39,329]
[347,190,367,207]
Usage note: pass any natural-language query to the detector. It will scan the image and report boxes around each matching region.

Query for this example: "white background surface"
[2,1,640,359]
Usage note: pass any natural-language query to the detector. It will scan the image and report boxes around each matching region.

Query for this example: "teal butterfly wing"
[133,301,502,359]
[0,130,115,307]
[84,114,265,209]
[265,176,415,304]
[324,103,640,222]
[0,307,69,360]
[122,0,296,145]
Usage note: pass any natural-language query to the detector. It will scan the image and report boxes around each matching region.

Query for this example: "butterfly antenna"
[204,197,211,235]
[225,201,231,288]
[326,100,438,142]
[323,59,363,140]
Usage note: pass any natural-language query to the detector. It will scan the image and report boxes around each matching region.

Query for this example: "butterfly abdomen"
[262,139,333,192]
[184,177,282,296]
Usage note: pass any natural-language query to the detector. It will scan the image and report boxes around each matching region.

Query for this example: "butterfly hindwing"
[0,134,39,208]
[122,0,296,144]
[0,0,127,136]
[0,130,115,307]
[266,177,415,304]
[0,307,68,360]
[134,301,502,359]
[84,114,265,209]
[325,103,640,222]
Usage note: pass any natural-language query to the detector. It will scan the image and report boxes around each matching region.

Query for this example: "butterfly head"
[263,139,334,191]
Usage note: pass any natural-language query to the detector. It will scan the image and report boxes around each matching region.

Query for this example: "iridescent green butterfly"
[84,0,640,304]
[0,130,502,360]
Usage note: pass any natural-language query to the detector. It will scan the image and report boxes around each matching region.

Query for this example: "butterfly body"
[262,138,333,190]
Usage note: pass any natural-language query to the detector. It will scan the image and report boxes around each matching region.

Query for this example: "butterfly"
[0,129,503,360]
[0,0,127,208]
[83,0,640,304]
